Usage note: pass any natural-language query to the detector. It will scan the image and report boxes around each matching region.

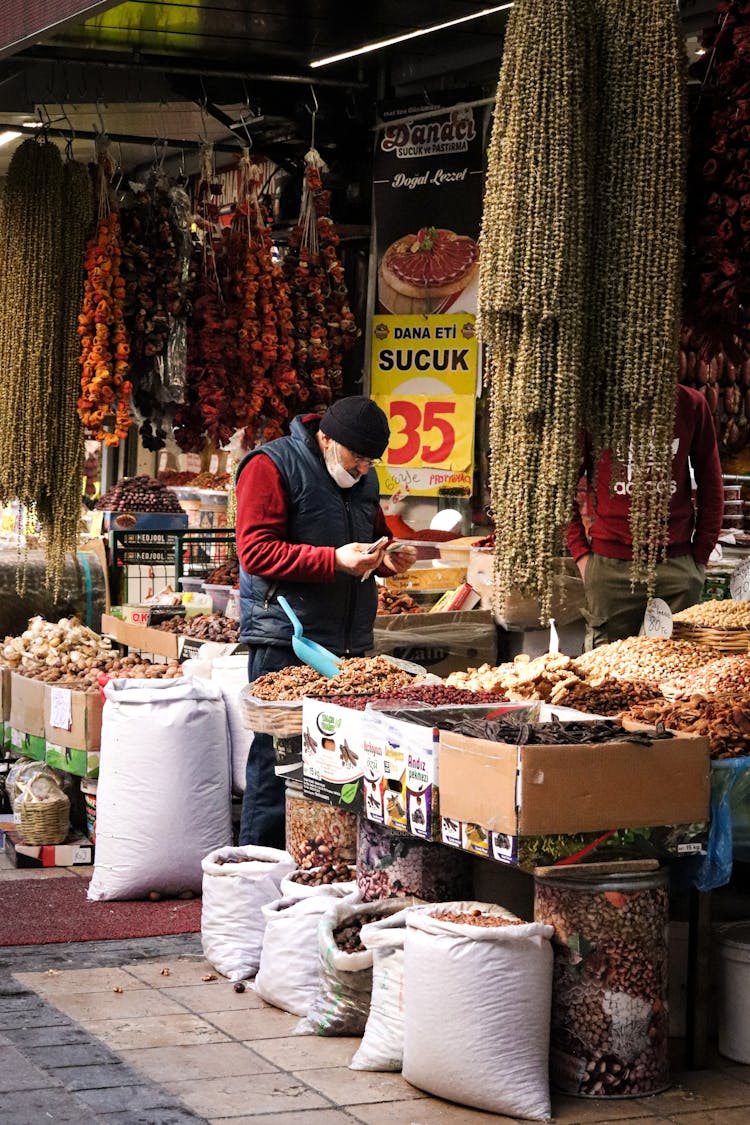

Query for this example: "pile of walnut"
[250,657,417,701]
[0,616,181,684]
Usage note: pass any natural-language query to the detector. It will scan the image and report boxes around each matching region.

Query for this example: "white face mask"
[325,442,359,489]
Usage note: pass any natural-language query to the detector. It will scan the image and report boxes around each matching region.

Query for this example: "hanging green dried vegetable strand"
[44,160,94,594]
[587,0,686,591]
[478,0,595,618]
[0,140,94,593]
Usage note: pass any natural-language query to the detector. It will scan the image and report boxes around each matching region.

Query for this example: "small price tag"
[49,687,73,732]
[548,617,560,655]
[643,598,673,639]
[730,558,750,602]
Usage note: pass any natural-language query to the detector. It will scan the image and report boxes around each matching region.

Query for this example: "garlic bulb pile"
[1,616,111,675]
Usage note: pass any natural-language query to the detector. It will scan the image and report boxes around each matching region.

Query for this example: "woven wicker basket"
[17,792,69,845]
[671,621,750,654]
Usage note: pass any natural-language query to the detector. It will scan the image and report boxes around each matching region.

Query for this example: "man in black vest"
[235,396,416,848]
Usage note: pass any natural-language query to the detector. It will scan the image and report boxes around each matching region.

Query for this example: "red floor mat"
[0,878,202,945]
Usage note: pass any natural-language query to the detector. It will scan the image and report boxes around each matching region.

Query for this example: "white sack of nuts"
[200,846,296,981]
[295,898,408,1037]
[255,893,353,1017]
[350,906,413,1073]
[402,902,553,1121]
[88,678,232,901]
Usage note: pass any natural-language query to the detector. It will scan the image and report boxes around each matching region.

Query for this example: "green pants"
[581,553,706,650]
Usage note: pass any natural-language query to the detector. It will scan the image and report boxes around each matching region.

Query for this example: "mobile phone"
[365,535,389,555]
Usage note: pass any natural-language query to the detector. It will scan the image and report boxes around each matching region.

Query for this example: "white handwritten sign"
[49,687,73,732]
[548,617,560,655]
[731,559,750,602]
[643,598,673,639]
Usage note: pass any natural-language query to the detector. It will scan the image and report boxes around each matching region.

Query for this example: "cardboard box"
[0,664,10,722]
[302,699,366,812]
[45,743,100,779]
[439,730,711,837]
[9,673,46,739]
[3,829,93,868]
[361,703,532,841]
[9,727,45,760]
[440,817,709,869]
[369,608,497,677]
[101,613,180,660]
[384,562,467,591]
[467,549,585,629]
[44,685,102,752]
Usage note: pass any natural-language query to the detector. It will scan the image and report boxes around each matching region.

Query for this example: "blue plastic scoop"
[277,596,342,678]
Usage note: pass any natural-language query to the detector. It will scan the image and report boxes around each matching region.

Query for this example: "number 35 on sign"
[374,395,475,495]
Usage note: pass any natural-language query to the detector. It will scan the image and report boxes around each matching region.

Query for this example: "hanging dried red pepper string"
[77,135,133,447]
[285,148,360,414]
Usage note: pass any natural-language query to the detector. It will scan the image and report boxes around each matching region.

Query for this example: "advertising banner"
[371,94,485,496]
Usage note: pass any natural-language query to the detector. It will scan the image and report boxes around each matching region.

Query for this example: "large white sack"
[88,677,232,901]
[403,902,554,1121]
[254,895,336,1016]
[201,846,295,981]
[350,907,412,1072]
[211,654,252,794]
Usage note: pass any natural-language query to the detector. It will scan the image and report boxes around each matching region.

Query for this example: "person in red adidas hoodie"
[565,385,724,649]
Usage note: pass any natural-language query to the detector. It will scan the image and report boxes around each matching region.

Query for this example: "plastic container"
[179,575,205,595]
[357,816,470,902]
[204,583,232,614]
[80,777,97,844]
[225,588,240,621]
[534,869,670,1098]
[285,782,357,866]
[717,921,750,1063]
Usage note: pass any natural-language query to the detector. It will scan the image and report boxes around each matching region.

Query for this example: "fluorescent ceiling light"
[310,3,514,68]
[0,131,21,146]
[21,120,44,128]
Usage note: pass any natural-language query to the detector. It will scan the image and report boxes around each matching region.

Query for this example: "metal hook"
[307,84,318,150]
[93,98,106,137]
[237,111,253,149]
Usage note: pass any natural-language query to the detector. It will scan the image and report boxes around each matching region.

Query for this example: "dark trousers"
[238,645,301,849]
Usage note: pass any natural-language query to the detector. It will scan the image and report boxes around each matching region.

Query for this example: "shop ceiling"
[0,0,723,182]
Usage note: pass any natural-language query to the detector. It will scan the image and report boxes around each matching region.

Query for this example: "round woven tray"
[18,793,69,845]
[671,620,750,653]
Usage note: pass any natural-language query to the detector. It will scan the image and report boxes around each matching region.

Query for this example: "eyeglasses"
[348,449,381,468]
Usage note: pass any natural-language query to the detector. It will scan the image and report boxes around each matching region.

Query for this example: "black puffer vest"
[236,415,380,655]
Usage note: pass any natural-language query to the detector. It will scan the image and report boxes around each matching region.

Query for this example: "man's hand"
[577,553,590,581]
[382,544,418,575]
[334,542,386,577]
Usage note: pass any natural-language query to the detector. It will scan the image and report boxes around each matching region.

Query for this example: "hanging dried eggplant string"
[284,147,359,414]
[587,0,687,589]
[478,0,595,618]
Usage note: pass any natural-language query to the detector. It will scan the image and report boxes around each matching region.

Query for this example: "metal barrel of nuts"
[534,869,670,1099]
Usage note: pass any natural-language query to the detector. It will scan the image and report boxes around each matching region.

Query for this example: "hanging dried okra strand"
[586,0,687,590]
[0,139,93,592]
[478,0,595,618]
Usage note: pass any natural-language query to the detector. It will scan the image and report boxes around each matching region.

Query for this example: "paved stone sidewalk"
[5,930,750,1125]
[4,861,750,1123]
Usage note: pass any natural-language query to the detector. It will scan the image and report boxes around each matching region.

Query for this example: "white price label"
[548,617,559,655]
[730,559,750,602]
[49,687,73,732]
[643,597,673,639]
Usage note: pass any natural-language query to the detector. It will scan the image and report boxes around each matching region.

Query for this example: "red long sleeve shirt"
[236,452,391,581]
[565,386,724,567]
